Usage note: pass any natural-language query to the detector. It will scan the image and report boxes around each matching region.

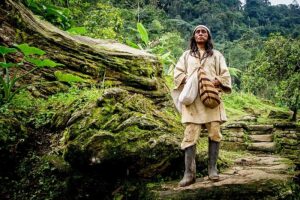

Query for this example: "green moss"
[219,149,251,166]
[46,87,182,179]
[54,70,95,84]
[103,80,115,87]
[164,75,174,89]
[55,71,85,83]
[43,155,71,172]
[28,86,103,128]
[0,117,27,143]
[223,91,290,124]
[9,90,35,109]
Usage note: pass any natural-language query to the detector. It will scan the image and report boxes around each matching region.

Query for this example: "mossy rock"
[53,87,184,178]
[268,110,292,119]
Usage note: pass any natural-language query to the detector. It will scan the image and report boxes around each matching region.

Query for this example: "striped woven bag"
[198,68,220,108]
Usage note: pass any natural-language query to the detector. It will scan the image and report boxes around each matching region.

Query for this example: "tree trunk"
[0,0,169,102]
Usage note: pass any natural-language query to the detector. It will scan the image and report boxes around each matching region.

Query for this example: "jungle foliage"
[0,44,62,105]
[17,0,300,118]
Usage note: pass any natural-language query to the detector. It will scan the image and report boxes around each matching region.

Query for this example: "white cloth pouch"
[179,70,198,105]
[171,85,183,113]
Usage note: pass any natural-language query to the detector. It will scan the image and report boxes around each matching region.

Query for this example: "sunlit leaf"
[137,43,144,50]
[137,23,149,45]
[67,27,87,35]
[0,46,17,56]
[229,67,241,78]
[125,40,140,49]
[161,52,171,60]
[25,57,64,67]
[17,44,45,56]
[46,6,69,23]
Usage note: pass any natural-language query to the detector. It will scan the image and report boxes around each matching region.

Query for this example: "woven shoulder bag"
[198,66,221,109]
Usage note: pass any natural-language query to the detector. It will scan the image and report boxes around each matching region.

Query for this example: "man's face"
[194,27,209,43]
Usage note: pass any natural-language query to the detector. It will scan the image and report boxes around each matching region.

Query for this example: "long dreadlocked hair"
[189,29,214,59]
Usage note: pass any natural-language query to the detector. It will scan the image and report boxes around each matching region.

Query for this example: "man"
[173,25,232,187]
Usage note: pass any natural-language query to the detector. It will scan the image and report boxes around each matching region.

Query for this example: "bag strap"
[184,51,201,79]
[184,50,189,70]
[197,50,221,76]
[184,50,207,68]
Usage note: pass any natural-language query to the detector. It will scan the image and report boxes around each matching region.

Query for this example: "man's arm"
[215,53,232,93]
[174,51,189,89]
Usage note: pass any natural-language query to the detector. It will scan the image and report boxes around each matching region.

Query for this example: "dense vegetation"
[21,0,300,119]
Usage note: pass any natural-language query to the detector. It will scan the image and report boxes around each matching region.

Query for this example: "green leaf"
[125,40,140,49]
[0,46,17,56]
[137,23,149,45]
[229,67,241,78]
[46,7,69,23]
[67,27,87,35]
[161,52,171,60]
[25,57,64,67]
[16,44,45,56]
[37,59,64,67]
[0,62,15,68]
[137,44,144,50]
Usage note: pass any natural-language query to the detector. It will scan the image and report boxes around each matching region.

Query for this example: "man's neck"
[197,43,206,51]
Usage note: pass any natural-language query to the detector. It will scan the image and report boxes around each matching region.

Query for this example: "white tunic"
[174,49,232,124]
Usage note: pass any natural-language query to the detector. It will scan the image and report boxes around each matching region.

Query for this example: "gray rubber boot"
[208,139,220,181]
[179,145,196,187]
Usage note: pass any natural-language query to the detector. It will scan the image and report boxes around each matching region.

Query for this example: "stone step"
[247,142,276,152]
[248,130,273,135]
[247,125,273,131]
[249,134,273,142]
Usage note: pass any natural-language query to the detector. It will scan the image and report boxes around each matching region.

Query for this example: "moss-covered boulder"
[0,1,186,197]
[47,87,183,178]
[268,110,293,119]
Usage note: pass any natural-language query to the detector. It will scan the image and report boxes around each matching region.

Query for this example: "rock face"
[274,123,300,162]
[0,0,182,177]
[268,110,292,119]
[0,0,169,101]
[0,1,185,198]
[152,155,298,200]
[59,87,183,178]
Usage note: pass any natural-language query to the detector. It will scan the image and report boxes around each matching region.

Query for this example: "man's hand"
[181,76,187,85]
[212,79,221,87]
